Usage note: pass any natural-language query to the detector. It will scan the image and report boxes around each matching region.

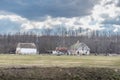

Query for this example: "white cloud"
[79,0,120,32]
[0,0,120,34]
[113,24,120,32]
[92,0,120,18]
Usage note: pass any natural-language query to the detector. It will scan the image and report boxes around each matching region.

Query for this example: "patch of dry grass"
[0,54,119,68]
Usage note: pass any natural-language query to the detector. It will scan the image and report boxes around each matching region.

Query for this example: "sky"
[0,0,120,34]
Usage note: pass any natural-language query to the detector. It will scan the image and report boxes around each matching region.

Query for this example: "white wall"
[76,49,90,55]
[16,48,37,54]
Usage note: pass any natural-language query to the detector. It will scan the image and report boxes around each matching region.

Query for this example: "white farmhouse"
[16,43,37,54]
[70,41,90,55]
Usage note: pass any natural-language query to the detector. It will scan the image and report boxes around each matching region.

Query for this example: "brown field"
[0,54,119,80]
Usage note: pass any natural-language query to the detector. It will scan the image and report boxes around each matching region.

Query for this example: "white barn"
[16,43,37,54]
[70,41,90,55]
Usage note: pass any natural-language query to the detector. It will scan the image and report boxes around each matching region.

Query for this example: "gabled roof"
[70,41,90,50]
[17,43,37,49]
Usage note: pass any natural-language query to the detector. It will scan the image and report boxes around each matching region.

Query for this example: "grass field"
[0,54,119,68]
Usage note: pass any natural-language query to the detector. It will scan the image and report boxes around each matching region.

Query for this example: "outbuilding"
[52,47,68,55]
[16,43,37,54]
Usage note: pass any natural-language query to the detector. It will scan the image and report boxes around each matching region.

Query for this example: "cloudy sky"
[0,0,120,34]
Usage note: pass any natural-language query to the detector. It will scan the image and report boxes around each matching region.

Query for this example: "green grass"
[0,54,119,68]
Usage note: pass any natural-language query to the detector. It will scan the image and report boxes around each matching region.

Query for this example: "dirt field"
[0,67,119,80]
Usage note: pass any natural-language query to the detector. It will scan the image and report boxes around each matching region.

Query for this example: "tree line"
[0,32,120,54]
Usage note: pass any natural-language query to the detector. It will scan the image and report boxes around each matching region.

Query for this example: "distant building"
[16,43,38,54]
[52,47,68,55]
[70,41,90,55]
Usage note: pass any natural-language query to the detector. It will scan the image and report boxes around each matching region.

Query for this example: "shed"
[52,47,68,55]
[70,41,90,55]
[16,43,37,54]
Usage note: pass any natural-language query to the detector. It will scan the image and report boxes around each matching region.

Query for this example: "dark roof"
[17,43,36,48]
